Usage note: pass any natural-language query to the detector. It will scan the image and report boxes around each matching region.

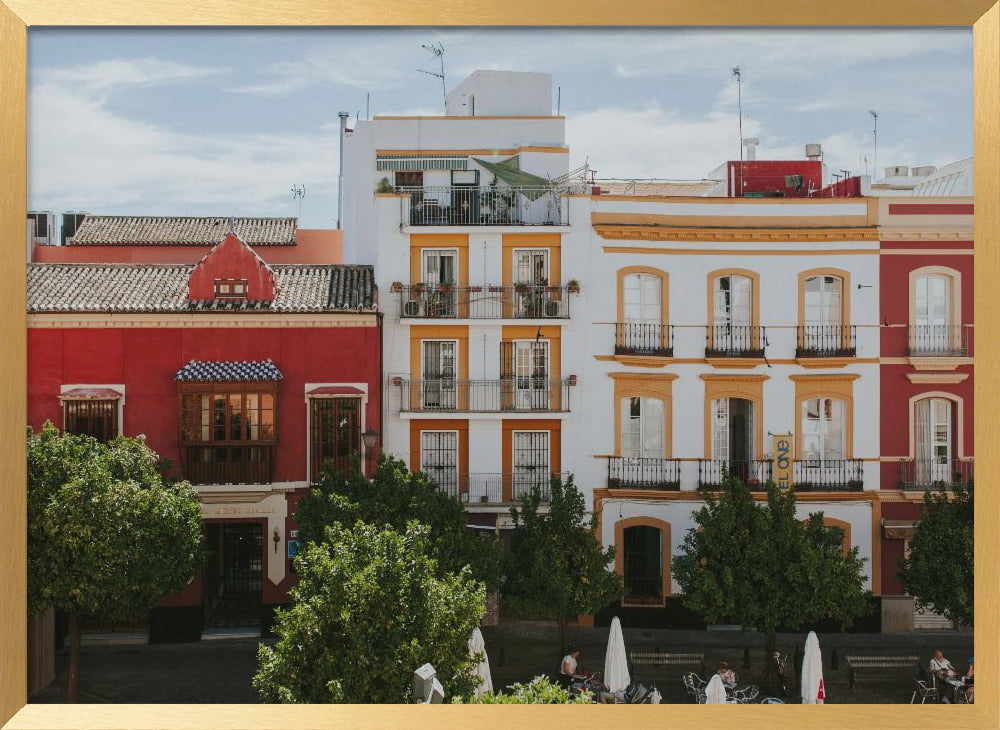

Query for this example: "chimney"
[336,111,349,230]
[743,137,759,161]
[805,143,822,161]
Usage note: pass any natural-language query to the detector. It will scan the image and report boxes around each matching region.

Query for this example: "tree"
[503,475,623,650]
[672,477,870,690]
[254,521,485,703]
[295,454,503,589]
[454,675,592,704]
[27,423,203,702]
[899,481,974,627]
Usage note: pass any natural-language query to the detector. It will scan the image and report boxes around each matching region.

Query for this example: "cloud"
[795,99,838,113]
[33,57,227,92]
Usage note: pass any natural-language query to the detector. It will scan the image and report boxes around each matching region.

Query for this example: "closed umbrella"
[603,616,631,693]
[705,674,728,704]
[800,631,824,704]
[468,627,493,698]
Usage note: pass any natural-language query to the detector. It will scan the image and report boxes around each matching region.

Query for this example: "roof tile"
[68,216,297,246]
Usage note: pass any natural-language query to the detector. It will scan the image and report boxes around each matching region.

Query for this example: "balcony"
[396,284,572,319]
[705,326,766,358]
[400,186,563,226]
[396,377,572,413]
[614,323,674,357]
[697,459,773,489]
[796,325,857,358]
[423,472,564,504]
[899,458,974,490]
[607,457,681,490]
[182,445,275,485]
[792,459,864,491]
[907,325,970,357]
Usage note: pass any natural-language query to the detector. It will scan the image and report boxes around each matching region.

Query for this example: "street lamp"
[362,429,378,475]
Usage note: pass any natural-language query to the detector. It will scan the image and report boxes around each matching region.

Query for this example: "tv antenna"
[732,66,744,196]
[419,43,446,108]
[291,183,306,219]
[869,110,878,178]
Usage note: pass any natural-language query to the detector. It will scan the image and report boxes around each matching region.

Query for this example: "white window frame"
[800,396,846,462]
[512,339,550,410]
[622,273,662,325]
[620,396,665,459]
[513,249,550,286]
[421,248,459,286]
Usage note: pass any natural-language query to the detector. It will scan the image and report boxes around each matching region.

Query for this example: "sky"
[28,28,972,228]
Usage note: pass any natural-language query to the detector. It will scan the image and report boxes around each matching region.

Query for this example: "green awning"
[472,156,551,200]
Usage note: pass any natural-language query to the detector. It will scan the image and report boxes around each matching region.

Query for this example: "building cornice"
[594,225,881,243]
[28,312,379,329]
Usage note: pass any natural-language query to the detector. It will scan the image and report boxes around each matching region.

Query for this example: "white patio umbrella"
[800,630,825,704]
[603,616,630,692]
[705,674,728,704]
[468,627,493,698]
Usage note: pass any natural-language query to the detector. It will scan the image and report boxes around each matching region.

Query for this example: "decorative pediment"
[188,232,276,303]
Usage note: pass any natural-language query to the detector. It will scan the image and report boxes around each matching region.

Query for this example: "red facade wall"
[27,325,381,484]
[727,160,823,197]
[188,234,276,302]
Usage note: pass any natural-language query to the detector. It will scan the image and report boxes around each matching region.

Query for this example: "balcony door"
[421,430,459,497]
[711,397,754,477]
[803,275,843,350]
[913,274,951,352]
[915,398,952,483]
[309,397,361,481]
[623,525,662,604]
[506,340,549,410]
[622,274,662,353]
[422,250,458,316]
[621,396,664,459]
[513,430,549,500]
[421,340,457,410]
[514,249,549,286]
[713,275,753,351]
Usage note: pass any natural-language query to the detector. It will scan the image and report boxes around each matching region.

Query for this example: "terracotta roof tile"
[68,216,297,246]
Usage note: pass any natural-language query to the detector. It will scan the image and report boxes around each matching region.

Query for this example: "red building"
[877,194,974,612]
[27,227,380,639]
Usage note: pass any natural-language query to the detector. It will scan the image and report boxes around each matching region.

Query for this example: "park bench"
[630,651,705,675]
[845,655,920,691]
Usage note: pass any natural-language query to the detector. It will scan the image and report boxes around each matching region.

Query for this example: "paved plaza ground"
[29,626,973,704]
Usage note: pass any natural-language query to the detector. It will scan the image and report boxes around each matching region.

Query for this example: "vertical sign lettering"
[773,434,794,489]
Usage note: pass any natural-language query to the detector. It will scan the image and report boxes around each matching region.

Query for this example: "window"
[800,397,845,462]
[422,250,457,286]
[913,274,953,353]
[179,384,276,485]
[513,431,549,499]
[621,396,664,459]
[712,274,754,352]
[64,399,118,442]
[309,397,360,480]
[421,431,459,497]
[623,525,662,603]
[502,340,550,410]
[915,398,953,482]
[214,278,248,300]
[803,275,843,328]
[421,340,457,409]
[514,249,549,286]
[711,397,755,463]
[395,170,423,188]
[623,274,662,326]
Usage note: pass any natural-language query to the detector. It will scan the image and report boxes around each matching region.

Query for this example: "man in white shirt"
[560,646,582,685]
[930,650,957,677]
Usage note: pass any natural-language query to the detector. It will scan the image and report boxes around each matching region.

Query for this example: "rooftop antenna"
[366,92,371,120]
[557,86,561,115]
[869,110,878,178]
[419,43,446,109]
[731,66,744,197]
[291,184,306,220]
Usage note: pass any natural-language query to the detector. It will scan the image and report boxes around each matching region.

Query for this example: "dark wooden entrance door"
[204,522,263,628]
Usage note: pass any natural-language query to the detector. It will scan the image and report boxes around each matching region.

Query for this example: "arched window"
[623,273,662,326]
[623,525,662,604]
[914,397,953,483]
[910,268,963,355]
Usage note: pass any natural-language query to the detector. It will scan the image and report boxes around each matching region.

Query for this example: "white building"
[346,69,883,612]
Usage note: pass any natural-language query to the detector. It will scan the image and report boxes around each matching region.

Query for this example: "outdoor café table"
[937,674,965,702]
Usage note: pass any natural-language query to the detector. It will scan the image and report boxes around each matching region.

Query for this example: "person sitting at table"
[717,661,737,687]
[559,646,584,687]
[929,650,958,678]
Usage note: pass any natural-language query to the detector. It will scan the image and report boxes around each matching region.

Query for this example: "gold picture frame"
[1,2,996,727]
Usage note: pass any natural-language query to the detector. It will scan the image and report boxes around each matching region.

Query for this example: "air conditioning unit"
[403,300,424,317]
[544,300,560,317]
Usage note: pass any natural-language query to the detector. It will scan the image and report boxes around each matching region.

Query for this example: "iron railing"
[792,459,864,491]
[796,325,857,358]
[899,458,974,490]
[608,457,681,490]
[397,284,572,319]
[697,459,773,488]
[182,444,275,485]
[907,325,969,357]
[399,185,562,226]
[705,325,767,358]
[421,472,565,503]
[615,323,674,357]
[397,377,572,412]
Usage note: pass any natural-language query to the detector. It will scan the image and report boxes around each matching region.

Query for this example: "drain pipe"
[337,111,349,229]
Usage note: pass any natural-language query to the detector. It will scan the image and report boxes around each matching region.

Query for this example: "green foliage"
[454,675,592,704]
[27,422,203,620]
[376,176,394,193]
[672,477,870,634]
[899,481,974,627]
[503,475,623,626]
[295,454,503,589]
[254,521,485,703]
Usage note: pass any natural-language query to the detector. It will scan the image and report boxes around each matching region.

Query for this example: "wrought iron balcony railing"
[796,325,857,358]
[614,323,674,357]
[792,459,864,491]
[607,457,681,490]
[399,185,562,226]
[705,325,767,358]
[697,459,773,488]
[397,284,572,319]
[396,377,572,413]
[182,444,275,485]
[420,471,567,503]
[907,325,970,357]
[899,458,974,490]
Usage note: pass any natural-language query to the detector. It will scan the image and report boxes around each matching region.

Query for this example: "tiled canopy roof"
[175,359,284,382]
[68,216,297,246]
[27,263,377,313]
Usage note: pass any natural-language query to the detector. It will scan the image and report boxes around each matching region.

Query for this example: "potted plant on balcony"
[390,281,403,293]
[567,279,580,294]
[376,176,394,194]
